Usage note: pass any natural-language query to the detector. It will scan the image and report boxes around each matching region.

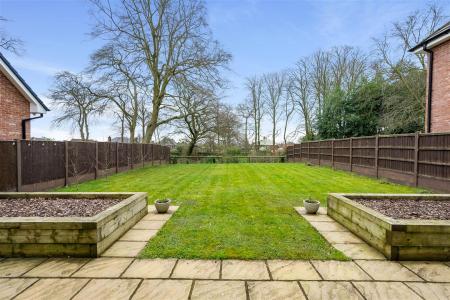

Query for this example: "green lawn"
[57,163,425,260]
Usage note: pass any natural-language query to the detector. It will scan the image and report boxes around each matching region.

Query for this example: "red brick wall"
[0,71,30,140]
[427,40,450,133]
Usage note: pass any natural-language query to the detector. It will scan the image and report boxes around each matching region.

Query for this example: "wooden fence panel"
[352,137,375,168]
[21,141,65,190]
[97,142,115,171]
[132,143,142,165]
[0,141,17,191]
[320,140,332,164]
[68,142,96,179]
[286,132,450,192]
[378,134,415,173]
[0,140,170,192]
[117,143,130,168]
[418,133,450,178]
[333,139,350,165]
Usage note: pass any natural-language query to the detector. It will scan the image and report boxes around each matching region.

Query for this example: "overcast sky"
[1,0,446,141]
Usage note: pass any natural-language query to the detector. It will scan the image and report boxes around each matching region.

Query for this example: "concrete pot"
[303,199,320,214]
[155,199,171,214]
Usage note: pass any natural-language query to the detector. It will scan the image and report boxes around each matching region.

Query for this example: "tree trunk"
[85,115,90,140]
[120,117,124,143]
[129,126,135,144]
[244,118,248,151]
[144,102,159,143]
[272,120,276,154]
[187,139,197,156]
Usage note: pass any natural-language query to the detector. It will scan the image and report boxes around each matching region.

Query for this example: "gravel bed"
[354,198,450,220]
[0,198,123,217]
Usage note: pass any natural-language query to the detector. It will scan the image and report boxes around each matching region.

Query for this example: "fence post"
[130,144,134,169]
[349,138,353,172]
[307,142,310,162]
[16,139,22,192]
[65,141,69,186]
[94,142,98,179]
[116,143,119,173]
[414,132,419,186]
[151,144,154,166]
[318,141,321,165]
[375,135,379,178]
[142,143,145,168]
[299,143,302,162]
[160,146,162,165]
[331,139,334,169]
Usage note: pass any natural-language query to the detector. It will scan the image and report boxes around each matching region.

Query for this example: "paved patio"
[0,206,449,299]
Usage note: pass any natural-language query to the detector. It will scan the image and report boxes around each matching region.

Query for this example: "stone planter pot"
[303,199,320,214]
[155,199,171,214]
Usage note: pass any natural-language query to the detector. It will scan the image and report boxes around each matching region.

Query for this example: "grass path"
[57,163,424,260]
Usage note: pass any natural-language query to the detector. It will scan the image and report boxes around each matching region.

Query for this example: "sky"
[1,0,447,141]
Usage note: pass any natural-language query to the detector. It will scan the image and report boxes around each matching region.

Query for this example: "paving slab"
[122,259,177,278]
[190,280,246,300]
[0,278,37,300]
[120,229,158,241]
[295,207,328,215]
[132,279,192,300]
[267,260,321,280]
[0,258,45,277]
[221,260,270,280]
[406,282,450,300]
[309,221,348,232]
[148,205,179,214]
[300,281,364,300]
[23,258,89,277]
[15,278,89,300]
[171,259,220,279]
[102,241,147,257]
[353,281,422,300]
[311,261,372,281]
[143,213,172,221]
[132,220,166,230]
[73,279,140,300]
[402,262,450,282]
[355,260,423,281]
[333,243,385,260]
[301,214,334,222]
[247,281,306,300]
[320,231,364,244]
[72,257,133,278]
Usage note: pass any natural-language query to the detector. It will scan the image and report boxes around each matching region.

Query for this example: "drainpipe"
[21,114,43,139]
[423,45,433,133]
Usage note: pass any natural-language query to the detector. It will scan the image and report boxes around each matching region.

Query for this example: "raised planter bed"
[327,193,450,261]
[0,192,147,257]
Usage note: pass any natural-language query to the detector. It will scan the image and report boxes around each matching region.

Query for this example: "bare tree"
[90,43,147,143]
[211,102,240,150]
[373,3,446,132]
[49,71,106,140]
[282,81,297,145]
[174,80,216,155]
[113,110,126,143]
[90,0,231,143]
[0,17,24,55]
[330,46,367,92]
[246,76,264,151]
[289,58,315,139]
[263,72,285,149]
[310,50,332,118]
[138,92,151,141]
[236,100,253,151]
